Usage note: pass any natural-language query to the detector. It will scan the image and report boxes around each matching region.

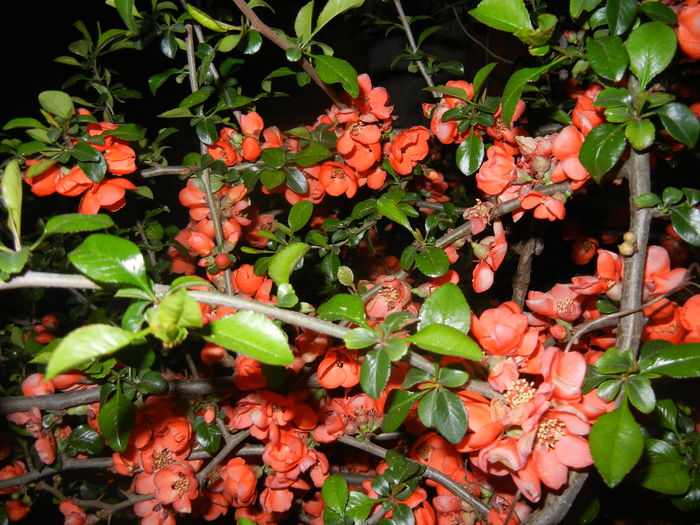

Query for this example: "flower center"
[332,167,346,180]
[415,442,434,461]
[556,297,574,315]
[536,418,566,449]
[172,473,189,497]
[349,122,363,136]
[378,286,400,308]
[505,379,536,407]
[155,449,175,469]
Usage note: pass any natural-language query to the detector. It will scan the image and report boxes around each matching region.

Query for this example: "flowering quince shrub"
[1,0,700,524]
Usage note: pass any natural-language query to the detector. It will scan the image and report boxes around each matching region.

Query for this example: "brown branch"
[522,471,588,525]
[511,223,541,307]
[0,377,237,415]
[337,435,490,520]
[616,149,652,357]
[37,481,154,515]
[230,0,344,106]
[139,166,195,179]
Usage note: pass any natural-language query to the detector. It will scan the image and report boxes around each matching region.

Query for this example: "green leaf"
[218,33,242,53]
[590,400,644,487]
[44,213,114,237]
[425,86,472,101]
[384,338,408,361]
[383,390,425,432]
[2,160,22,246]
[312,54,359,98]
[315,0,365,38]
[595,347,634,374]
[439,364,469,388]
[639,458,691,495]
[500,61,557,126]
[79,156,107,183]
[69,234,152,294]
[579,123,627,182]
[656,103,699,148]
[158,107,195,118]
[38,90,75,119]
[288,200,313,233]
[187,4,238,32]
[361,348,391,399]
[67,424,104,455]
[261,147,287,169]
[136,371,169,395]
[671,204,700,247]
[290,142,332,167]
[243,29,263,54]
[671,470,700,511]
[377,197,412,231]
[456,133,484,176]
[625,119,655,150]
[322,474,349,514]
[639,2,677,24]
[418,388,438,428]
[472,62,497,95]
[626,375,656,414]
[260,168,285,189]
[418,282,471,333]
[71,142,102,163]
[594,87,633,108]
[570,0,603,18]
[392,502,414,525]
[626,22,677,90]
[147,288,202,345]
[382,311,417,333]
[204,311,293,366]
[0,248,29,275]
[433,389,468,444]
[606,0,637,35]
[3,117,45,130]
[344,327,378,349]
[180,86,215,108]
[284,167,309,194]
[194,419,222,455]
[26,159,58,179]
[469,0,533,33]
[115,0,138,33]
[317,293,367,326]
[586,35,629,82]
[345,491,375,522]
[337,265,354,287]
[639,343,700,378]
[415,247,450,278]
[634,192,662,208]
[268,242,310,285]
[407,324,483,361]
[46,325,140,380]
[97,388,135,452]
[295,0,315,41]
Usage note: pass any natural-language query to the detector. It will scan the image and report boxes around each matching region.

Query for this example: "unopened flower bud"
[471,242,489,259]
[623,231,637,244]
[619,241,636,256]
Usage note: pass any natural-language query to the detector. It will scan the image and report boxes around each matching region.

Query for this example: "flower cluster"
[23,109,137,213]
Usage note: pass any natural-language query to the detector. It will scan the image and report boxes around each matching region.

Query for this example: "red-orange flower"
[471,301,539,357]
[476,142,517,196]
[676,1,700,59]
[337,120,382,171]
[317,348,361,389]
[59,499,87,525]
[319,161,358,198]
[153,462,199,513]
[78,177,136,214]
[388,126,431,175]
[218,457,258,507]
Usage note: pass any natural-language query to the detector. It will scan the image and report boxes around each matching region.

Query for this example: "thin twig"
[196,427,250,484]
[135,218,157,267]
[139,166,195,179]
[564,274,693,353]
[393,0,435,89]
[37,481,154,515]
[230,0,344,106]
[185,24,235,296]
[337,435,490,520]
[452,7,514,65]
